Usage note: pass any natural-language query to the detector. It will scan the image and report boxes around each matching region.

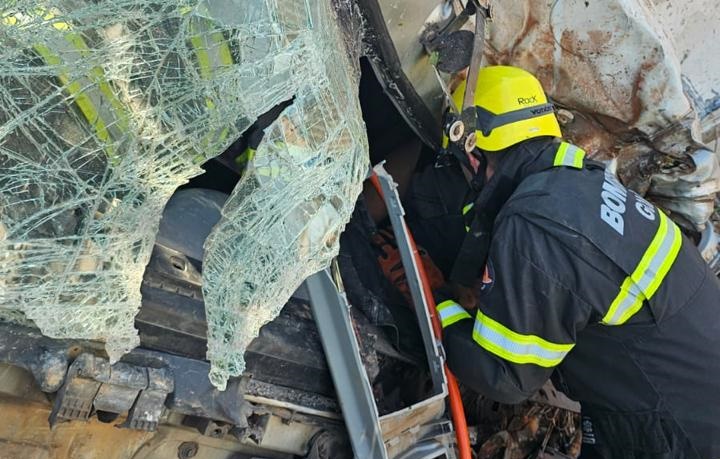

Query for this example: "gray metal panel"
[374,164,455,458]
[376,0,453,123]
[306,270,388,459]
[374,164,446,394]
[395,441,449,459]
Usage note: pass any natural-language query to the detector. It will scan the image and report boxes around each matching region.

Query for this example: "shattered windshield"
[0,0,368,389]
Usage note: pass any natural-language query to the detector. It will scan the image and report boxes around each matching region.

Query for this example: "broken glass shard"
[202,0,369,390]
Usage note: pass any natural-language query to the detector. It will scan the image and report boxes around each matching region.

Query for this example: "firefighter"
[404,66,720,458]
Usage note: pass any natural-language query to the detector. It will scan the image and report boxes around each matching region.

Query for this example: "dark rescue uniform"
[406,137,720,458]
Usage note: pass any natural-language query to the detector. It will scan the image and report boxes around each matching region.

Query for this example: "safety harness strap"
[450,141,586,286]
[476,103,555,137]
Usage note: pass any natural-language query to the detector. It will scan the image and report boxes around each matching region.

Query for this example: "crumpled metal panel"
[485,0,690,152]
[649,149,720,229]
[650,0,720,117]
[483,0,720,229]
[0,0,333,362]
[201,1,369,390]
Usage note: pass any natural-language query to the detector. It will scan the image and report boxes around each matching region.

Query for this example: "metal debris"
[464,382,582,459]
[481,0,720,230]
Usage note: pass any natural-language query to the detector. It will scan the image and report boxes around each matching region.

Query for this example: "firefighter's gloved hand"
[451,282,479,311]
[433,282,479,310]
[648,149,720,231]
[373,228,444,306]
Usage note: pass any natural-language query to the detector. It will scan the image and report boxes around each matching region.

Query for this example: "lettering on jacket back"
[600,171,627,235]
[599,171,657,236]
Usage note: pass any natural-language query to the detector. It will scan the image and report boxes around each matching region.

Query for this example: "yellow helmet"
[450,65,561,152]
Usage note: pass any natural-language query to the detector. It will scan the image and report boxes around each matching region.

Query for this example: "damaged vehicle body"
[0,0,718,458]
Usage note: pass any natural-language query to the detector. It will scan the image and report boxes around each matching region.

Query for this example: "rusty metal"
[468,0,720,232]
[464,383,581,458]
[528,381,581,414]
[48,353,173,432]
[176,442,199,459]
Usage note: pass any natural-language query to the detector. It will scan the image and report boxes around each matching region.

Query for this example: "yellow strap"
[553,142,585,169]
[463,203,474,232]
[602,211,682,325]
[187,16,233,80]
[472,309,574,367]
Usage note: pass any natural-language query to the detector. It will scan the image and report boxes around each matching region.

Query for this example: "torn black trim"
[351,0,442,150]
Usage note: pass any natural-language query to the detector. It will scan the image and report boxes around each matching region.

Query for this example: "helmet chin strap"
[465,150,482,173]
[459,149,487,192]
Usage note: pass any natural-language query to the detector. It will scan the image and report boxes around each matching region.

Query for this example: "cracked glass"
[201,0,369,390]
[0,0,368,378]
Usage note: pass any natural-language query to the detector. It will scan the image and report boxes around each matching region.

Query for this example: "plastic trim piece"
[374,164,446,394]
[306,270,388,459]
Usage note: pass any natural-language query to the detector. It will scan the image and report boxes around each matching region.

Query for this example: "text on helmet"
[517,95,538,105]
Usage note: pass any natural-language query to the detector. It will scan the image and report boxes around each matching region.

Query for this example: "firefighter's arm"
[437,215,593,404]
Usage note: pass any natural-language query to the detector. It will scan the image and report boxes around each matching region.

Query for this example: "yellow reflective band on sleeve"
[2,14,17,26]
[188,16,233,80]
[553,142,585,169]
[436,300,472,328]
[601,211,682,325]
[472,309,574,367]
[235,147,256,167]
[186,14,234,164]
[3,9,130,165]
[32,36,129,165]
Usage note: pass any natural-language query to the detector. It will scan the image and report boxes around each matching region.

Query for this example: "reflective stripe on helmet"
[553,142,585,169]
[475,102,555,137]
[601,211,682,325]
[436,300,472,328]
[472,309,574,367]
